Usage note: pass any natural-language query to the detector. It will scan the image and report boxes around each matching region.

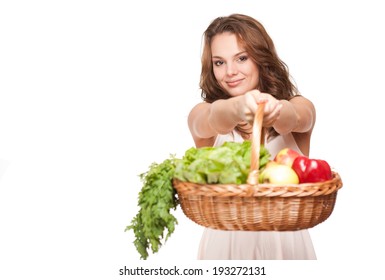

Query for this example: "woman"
[188,14,317,260]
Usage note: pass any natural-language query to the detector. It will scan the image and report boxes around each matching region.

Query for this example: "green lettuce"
[174,140,270,184]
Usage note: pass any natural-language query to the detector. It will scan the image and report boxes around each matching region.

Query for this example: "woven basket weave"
[173,104,343,231]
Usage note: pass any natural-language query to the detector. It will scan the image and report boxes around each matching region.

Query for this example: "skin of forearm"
[208,98,244,135]
[273,100,299,135]
[273,98,315,135]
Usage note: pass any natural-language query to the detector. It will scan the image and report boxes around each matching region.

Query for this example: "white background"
[1,0,384,279]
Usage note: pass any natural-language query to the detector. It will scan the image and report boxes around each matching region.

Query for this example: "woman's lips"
[226,79,243,88]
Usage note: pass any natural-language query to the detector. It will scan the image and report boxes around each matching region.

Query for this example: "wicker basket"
[173,104,343,231]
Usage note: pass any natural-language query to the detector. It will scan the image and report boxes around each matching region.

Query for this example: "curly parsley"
[125,157,179,260]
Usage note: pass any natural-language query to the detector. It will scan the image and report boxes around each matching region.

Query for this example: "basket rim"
[173,171,342,198]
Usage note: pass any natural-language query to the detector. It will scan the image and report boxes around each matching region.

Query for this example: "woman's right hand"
[237,90,261,123]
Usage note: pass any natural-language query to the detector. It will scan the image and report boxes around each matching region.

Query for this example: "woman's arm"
[187,98,242,146]
[273,95,316,135]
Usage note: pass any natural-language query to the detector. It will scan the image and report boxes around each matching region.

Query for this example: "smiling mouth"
[226,80,241,87]
[226,79,243,87]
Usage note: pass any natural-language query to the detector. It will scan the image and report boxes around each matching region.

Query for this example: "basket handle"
[247,103,265,185]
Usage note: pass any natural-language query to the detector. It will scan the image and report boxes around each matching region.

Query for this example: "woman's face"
[211,32,259,97]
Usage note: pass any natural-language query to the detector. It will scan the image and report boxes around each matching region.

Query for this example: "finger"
[256,98,268,104]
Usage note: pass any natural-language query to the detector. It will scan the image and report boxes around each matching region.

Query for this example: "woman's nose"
[226,62,238,76]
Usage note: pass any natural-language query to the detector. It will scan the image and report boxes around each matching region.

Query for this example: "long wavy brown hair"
[200,14,298,137]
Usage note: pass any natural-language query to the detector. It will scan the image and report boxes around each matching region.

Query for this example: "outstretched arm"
[273,95,316,135]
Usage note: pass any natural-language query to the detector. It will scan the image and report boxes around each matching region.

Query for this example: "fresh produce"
[292,156,333,183]
[174,141,270,184]
[259,161,299,184]
[125,157,179,260]
[264,148,333,184]
[274,148,301,167]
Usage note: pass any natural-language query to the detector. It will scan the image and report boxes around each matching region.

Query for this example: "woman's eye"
[213,60,224,66]
[238,55,248,62]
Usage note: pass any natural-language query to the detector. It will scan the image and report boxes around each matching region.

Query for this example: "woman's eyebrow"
[212,51,247,59]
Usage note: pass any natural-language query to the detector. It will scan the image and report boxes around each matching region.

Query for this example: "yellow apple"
[259,162,299,184]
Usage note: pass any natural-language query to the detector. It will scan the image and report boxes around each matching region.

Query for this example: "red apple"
[274,148,301,167]
[291,156,333,183]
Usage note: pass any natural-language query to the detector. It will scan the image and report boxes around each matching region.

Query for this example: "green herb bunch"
[125,156,179,260]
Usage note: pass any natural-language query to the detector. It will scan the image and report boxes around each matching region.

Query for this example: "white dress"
[197,131,317,260]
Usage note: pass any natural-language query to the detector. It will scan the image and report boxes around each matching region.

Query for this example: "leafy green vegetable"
[125,157,179,260]
[126,140,270,259]
[174,140,270,184]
